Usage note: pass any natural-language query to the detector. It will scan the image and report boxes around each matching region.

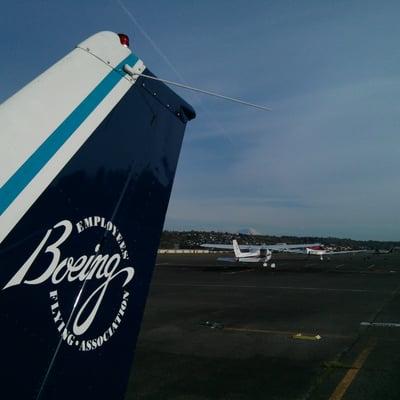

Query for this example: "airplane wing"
[285,249,370,256]
[201,243,257,251]
[280,248,309,254]
[201,242,321,252]
[201,243,235,250]
[268,243,321,251]
[0,31,195,400]
[321,250,369,255]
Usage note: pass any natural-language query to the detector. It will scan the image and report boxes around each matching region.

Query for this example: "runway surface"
[125,252,400,399]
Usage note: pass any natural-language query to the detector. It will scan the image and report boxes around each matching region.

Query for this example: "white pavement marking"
[335,264,345,268]
[156,283,388,294]
[360,322,400,328]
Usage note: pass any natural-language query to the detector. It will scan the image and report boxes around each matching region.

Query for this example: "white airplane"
[202,240,368,265]
[217,239,273,266]
[288,247,368,261]
[202,239,321,267]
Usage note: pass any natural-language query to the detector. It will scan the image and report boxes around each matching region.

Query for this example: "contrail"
[116,0,187,84]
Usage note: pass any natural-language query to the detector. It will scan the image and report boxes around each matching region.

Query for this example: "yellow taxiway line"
[328,339,376,400]
[224,327,351,340]
[293,333,322,341]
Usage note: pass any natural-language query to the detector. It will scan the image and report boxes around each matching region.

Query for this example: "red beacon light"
[117,33,130,48]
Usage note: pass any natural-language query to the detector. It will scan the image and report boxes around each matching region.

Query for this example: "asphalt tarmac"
[125,252,400,399]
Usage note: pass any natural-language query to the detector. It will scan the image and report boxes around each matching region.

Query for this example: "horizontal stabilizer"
[217,257,263,263]
[217,257,238,262]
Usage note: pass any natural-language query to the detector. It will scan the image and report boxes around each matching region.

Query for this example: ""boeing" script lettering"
[2,219,135,337]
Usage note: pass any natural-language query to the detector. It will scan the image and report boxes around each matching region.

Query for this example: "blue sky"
[1,1,400,240]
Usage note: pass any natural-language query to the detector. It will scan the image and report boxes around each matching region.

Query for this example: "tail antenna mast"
[123,65,271,112]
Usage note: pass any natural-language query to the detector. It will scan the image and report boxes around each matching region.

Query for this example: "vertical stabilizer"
[233,240,243,258]
[0,31,195,400]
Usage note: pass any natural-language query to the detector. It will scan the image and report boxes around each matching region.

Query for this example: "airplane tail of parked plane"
[0,31,195,400]
[233,239,244,258]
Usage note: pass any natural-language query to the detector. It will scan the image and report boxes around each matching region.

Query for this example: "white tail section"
[233,240,243,258]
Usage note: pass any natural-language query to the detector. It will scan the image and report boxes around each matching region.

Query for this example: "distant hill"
[160,230,400,251]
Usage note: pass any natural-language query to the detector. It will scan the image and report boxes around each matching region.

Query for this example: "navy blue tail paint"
[0,69,195,400]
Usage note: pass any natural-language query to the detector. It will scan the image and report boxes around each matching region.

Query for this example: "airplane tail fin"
[233,239,243,258]
[0,32,195,400]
